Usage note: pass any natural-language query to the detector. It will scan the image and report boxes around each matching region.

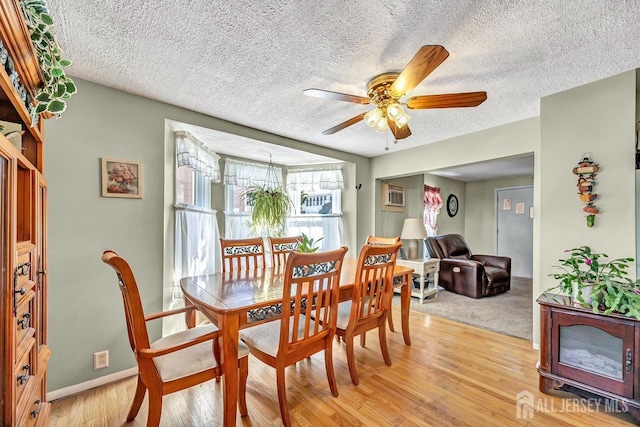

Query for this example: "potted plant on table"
[547,246,640,319]
[297,232,323,253]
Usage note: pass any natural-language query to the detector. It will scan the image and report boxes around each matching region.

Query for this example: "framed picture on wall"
[101,158,143,198]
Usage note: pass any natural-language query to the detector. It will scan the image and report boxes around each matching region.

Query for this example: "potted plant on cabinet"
[547,245,640,319]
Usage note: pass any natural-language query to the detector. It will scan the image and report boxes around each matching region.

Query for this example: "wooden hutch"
[0,0,51,425]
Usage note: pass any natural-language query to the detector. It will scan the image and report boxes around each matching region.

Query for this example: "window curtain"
[167,205,222,334]
[175,130,221,182]
[286,216,343,251]
[423,185,443,237]
[223,158,283,189]
[286,167,344,191]
[286,167,344,250]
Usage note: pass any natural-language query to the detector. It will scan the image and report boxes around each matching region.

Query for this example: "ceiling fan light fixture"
[394,111,411,128]
[373,117,388,133]
[386,102,404,120]
[364,107,383,127]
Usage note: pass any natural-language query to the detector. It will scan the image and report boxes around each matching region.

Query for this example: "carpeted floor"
[392,277,533,341]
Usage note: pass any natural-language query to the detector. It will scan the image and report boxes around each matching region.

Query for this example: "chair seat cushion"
[239,316,317,358]
[484,266,510,286]
[151,323,249,382]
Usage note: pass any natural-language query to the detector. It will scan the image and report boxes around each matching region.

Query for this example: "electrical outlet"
[93,350,109,370]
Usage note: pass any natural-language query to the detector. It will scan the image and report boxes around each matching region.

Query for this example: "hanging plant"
[20,0,76,119]
[245,185,293,237]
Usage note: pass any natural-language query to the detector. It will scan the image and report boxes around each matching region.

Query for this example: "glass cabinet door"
[552,310,634,398]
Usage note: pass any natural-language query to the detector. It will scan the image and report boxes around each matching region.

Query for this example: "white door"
[496,186,533,278]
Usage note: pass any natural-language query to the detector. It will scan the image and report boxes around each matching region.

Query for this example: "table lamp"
[401,218,428,259]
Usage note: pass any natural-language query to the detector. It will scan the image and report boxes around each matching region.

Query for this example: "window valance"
[175,130,221,182]
[224,158,283,189]
[286,167,344,191]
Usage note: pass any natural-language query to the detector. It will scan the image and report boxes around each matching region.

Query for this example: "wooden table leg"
[219,312,240,427]
[400,272,411,346]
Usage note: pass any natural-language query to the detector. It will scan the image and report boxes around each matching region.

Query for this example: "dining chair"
[269,235,302,267]
[365,235,401,245]
[102,250,250,427]
[220,237,266,272]
[335,242,402,385]
[239,246,348,427]
[365,235,402,333]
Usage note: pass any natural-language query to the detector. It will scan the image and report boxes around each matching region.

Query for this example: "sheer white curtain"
[168,131,221,333]
[175,130,221,181]
[224,158,283,189]
[286,167,344,251]
[286,168,344,191]
[174,206,221,280]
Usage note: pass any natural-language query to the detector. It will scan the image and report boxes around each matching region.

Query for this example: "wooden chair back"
[102,250,150,355]
[336,242,402,385]
[238,246,347,426]
[351,242,402,326]
[365,235,401,246]
[220,237,266,272]
[102,250,249,426]
[278,247,347,360]
[269,235,301,267]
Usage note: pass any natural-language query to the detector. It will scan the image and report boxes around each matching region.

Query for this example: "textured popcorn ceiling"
[49,1,640,161]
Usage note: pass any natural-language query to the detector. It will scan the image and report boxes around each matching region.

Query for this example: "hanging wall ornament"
[572,152,599,227]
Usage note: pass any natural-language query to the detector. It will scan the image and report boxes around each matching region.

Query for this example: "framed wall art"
[101,158,142,198]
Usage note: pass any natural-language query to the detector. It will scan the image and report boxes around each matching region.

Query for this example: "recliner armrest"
[471,254,511,271]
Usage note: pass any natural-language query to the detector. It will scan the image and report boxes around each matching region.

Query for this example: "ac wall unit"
[383,183,405,207]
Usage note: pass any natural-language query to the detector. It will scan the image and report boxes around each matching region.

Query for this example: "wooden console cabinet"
[538,293,640,423]
[0,1,50,425]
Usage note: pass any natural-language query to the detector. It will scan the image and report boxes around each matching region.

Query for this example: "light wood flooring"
[50,306,637,426]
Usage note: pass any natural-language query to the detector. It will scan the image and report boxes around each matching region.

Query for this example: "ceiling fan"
[303,45,487,142]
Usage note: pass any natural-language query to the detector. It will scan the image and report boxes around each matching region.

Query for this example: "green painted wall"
[45,78,370,391]
[537,70,637,344]
[464,175,534,254]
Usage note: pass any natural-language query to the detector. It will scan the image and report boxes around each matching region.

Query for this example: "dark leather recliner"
[425,234,511,299]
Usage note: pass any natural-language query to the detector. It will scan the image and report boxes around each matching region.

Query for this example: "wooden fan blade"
[303,89,371,105]
[388,119,412,140]
[406,91,487,109]
[389,45,449,98]
[322,113,366,135]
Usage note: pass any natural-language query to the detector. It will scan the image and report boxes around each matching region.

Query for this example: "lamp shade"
[401,218,428,240]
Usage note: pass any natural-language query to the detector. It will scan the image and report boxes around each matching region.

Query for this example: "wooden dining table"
[180,258,414,427]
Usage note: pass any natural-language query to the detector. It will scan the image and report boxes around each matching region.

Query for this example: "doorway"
[496,186,533,278]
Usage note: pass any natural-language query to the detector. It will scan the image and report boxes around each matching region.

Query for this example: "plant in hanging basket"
[547,246,640,319]
[244,185,293,237]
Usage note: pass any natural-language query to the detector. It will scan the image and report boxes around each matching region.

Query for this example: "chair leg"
[345,333,359,386]
[214,337,222,382]
[379,321,392,366]
[324,342,339,397]
[126,375,147,421]
[238,356,249,417]
[146,387,163,427]
[360,332,366,347]
[276,367,291,427]
[387,307,395,332]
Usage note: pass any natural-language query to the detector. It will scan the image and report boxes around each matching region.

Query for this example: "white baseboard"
[47,367,138,401]
[532,342,540,350]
